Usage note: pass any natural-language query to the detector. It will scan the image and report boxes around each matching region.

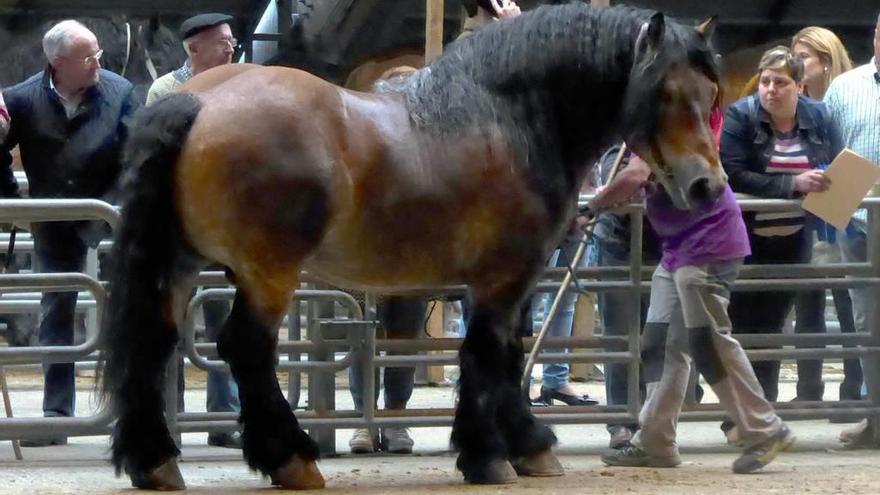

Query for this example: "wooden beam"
[425,0,444,63]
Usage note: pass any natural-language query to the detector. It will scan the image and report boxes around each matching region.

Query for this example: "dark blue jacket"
[0,68,140,200]
[721,94,843,199]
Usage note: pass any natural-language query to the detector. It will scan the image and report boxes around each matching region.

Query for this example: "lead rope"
[521,143,628,393]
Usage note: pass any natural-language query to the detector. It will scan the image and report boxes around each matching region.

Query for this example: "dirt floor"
[2,447,878,495]
[1,366,879,494]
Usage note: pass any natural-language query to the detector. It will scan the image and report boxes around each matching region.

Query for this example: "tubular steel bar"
[3,196,880,446]
[0,199,119,227]
[181,288,364,373]
[0,273,106,365]
[866,205,880,443]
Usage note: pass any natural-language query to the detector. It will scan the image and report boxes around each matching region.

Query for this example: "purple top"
[645,185,751,270]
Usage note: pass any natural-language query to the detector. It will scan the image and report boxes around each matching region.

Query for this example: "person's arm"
[822,104,844,159]
[587,154,651,213]
[103,83,142,206]
[0,89,20,198]
[0,91,8,142]
[118,82,142,143]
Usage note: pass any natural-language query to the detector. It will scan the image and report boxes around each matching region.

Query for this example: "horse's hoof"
[129,459,186,491]
[463,459,518,485]
[269,453,325,490]
[513,449,564,477]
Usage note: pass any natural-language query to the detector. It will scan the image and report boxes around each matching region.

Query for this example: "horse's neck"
[505,13,638,163]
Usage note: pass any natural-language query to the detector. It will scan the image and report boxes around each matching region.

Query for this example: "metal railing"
[0,196,878,453]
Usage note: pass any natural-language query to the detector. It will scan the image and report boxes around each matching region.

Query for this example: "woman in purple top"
[589,152,793,474]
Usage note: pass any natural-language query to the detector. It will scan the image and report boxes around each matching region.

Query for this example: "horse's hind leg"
[216,281,324,489]
[452,281,559,484]
[108,282,192,490]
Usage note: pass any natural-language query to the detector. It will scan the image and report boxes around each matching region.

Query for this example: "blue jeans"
[32,223,86,418]
[204,298,240,413]
[538,237,588,390]
[349,297,424,411]
[840,226,871,399]
[597,242,650,430]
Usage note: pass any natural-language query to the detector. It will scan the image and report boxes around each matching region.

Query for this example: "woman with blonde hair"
[791,26,853,100]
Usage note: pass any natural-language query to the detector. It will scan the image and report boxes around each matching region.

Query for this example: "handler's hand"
[489,0,522,19]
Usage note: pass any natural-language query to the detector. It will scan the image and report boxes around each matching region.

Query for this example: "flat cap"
[180,13,234,40]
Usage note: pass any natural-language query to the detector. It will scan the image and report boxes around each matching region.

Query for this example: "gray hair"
[42,20,94,61]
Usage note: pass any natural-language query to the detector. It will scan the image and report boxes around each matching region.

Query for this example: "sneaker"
[600,444,681,468]
[380,427,414,454]
[349,428,375,454]
[608,426,633,449]
[732,424,795,474]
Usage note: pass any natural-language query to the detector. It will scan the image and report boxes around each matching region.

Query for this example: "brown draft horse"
[99,3,724,490]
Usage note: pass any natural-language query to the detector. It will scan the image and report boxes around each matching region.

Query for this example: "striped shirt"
[825,61,880,225]
[754,132,811,236]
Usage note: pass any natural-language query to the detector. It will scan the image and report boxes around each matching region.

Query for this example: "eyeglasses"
[66,49,103,66]
[221,37,238,49]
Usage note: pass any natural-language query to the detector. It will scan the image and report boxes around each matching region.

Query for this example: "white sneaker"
[381,427,414,454]
[349,428,375,454]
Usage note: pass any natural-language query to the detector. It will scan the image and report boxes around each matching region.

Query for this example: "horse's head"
[622,14,725,211]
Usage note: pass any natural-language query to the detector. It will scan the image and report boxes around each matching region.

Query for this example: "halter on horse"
[99,4,722,490]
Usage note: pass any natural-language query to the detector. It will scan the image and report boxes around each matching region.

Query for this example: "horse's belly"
[303,237,465,292]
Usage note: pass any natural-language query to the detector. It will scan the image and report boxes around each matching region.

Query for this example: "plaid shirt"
[825,61,880,225]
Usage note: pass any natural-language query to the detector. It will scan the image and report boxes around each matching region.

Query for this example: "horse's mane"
[392,4,715,164]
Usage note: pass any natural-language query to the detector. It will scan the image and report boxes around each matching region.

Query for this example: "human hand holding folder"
[802,149,880,230]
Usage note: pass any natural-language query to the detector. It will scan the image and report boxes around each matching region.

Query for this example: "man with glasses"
[0,20,139,446]
[146,13,237,106]
[145,13,243,449]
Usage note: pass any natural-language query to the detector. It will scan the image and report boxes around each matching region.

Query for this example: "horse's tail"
[97,92,202,472]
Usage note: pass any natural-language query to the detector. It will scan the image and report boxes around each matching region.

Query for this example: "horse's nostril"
[688,177,711,203]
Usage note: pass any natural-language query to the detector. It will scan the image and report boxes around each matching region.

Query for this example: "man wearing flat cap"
[145,13,242,449]
[145,13,236,105]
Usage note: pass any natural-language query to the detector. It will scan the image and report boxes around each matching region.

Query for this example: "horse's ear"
[643,12,665,52]
[695,16,717,40]
[635,12,665,62]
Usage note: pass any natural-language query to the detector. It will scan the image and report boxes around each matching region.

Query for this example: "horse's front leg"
[452,284,560,484]
[497,305,563,478]
[216,286,324,489]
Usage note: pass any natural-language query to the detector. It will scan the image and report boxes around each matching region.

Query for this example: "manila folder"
[802,148,880,230]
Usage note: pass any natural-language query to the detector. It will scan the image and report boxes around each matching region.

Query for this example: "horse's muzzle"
[687,174,726,208]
